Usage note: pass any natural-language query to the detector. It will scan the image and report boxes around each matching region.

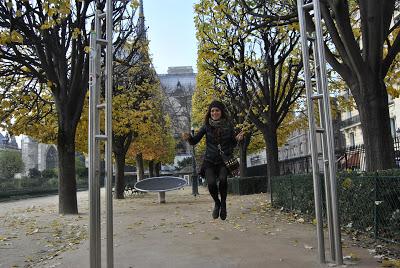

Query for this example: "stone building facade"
[20,135,58,175]
[0,132,19,151]
[247,102,345,174]
[158,66,196,165]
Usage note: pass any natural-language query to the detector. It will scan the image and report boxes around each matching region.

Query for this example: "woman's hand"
[181,132,191,141]
[235,130,244,141]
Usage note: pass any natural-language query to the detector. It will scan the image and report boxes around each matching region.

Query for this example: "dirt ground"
[0,186,394,268]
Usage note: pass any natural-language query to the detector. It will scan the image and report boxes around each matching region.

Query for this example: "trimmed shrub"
[42,168,58,179]
[228,176,268,195]
[28,168,41,179]
[271,171,400,243]
[0,150,24,180]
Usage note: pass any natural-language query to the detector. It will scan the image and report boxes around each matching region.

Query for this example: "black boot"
[220,202,227,220]
[212,202,220,219]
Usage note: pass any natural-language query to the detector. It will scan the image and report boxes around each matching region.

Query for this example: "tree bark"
[155,162,161,176]
[114,152,126,199]
[318,0,399,171]
[262,126,279,192]
[239,134,251,177]
[57,128,78,214]
[112,133,133,199]
[136,153,145,181]
[353,81,395,171]
[149,160,154,177]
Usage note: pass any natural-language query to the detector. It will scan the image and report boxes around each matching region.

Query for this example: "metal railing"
[340,115,360,128]
[271,174,400,244]
[278,136,400,174]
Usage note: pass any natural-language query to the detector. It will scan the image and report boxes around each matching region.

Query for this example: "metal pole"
[89,26,101,268]
[89,3,114,266]
[296,0,325,263]
[313,0,343,263]
[95,12,102,268]
[191,128,199,195]
[313,41,336,261]
[105,0,114,266]
[374,176,378,239]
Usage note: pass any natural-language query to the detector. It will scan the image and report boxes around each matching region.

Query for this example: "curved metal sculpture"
[134,176,187,203]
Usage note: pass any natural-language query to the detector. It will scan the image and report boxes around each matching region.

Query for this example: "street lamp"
[191,128,199,196]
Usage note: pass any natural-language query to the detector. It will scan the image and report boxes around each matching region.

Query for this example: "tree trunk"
[155,162,161,176]
[262,126,279,192]
[136,153,145,181]
[149,160,154,177]
[239,134,251,177]
[114,152,126,199]
[57,129,78,214]
[112,133,133,199]
[354,81,395,171]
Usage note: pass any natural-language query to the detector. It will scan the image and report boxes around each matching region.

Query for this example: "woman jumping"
[182,100,243,220]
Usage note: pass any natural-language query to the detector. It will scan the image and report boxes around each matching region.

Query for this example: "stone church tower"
[21,135,58,175]
[159,66,196,158]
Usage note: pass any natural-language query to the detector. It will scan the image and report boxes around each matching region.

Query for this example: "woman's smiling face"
[210,107,222,120]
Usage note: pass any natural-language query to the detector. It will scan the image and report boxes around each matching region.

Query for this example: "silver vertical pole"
[89,27,101,268]
[89,2,114,267]
[313,0,343,264]
[313,41,336,260]
[95,12,102,268]
[95,14,103,266]
[297,0,325,263]
[105,0,114,267]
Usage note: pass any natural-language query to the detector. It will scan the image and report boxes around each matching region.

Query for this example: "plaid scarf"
[208,118,227,128]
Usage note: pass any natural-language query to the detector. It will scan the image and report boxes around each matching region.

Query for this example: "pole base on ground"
[158,192,166,203]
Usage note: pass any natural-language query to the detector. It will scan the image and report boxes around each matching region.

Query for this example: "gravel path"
[0,187,383,268]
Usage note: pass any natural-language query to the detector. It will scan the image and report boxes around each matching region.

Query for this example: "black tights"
[205,165,228,206]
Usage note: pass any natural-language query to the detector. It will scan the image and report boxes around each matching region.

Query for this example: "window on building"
[347,109,352,119]
[349,132,355,147]
[46,146,58,170]
[345,89,352,119]
[390,117,396,137]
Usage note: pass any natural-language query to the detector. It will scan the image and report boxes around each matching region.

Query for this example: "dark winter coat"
[188,123,237,165]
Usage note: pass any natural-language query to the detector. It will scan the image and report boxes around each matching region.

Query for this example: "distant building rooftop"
[167,66,194,75]
[0,132,19,150]
[158,66,196,94]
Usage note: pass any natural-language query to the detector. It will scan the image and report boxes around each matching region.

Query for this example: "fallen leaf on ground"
[381,259,400,267]
[344,253,360,261]
[26,228,39,235]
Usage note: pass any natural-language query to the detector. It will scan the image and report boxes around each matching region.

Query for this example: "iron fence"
[271,173,400,243]
[336,145,366,171]
[278,136,400,174]
[279,156,312,175]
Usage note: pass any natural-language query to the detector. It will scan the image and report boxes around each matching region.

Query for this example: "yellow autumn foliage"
[0,78,58,144]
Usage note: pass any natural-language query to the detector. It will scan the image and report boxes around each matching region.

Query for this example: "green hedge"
[0,175,89,200]
[271,171,400,243]
[270,174,316,215]
[228,176,268,195]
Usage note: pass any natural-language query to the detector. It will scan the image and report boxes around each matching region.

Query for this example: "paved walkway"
[0,187,382,268]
